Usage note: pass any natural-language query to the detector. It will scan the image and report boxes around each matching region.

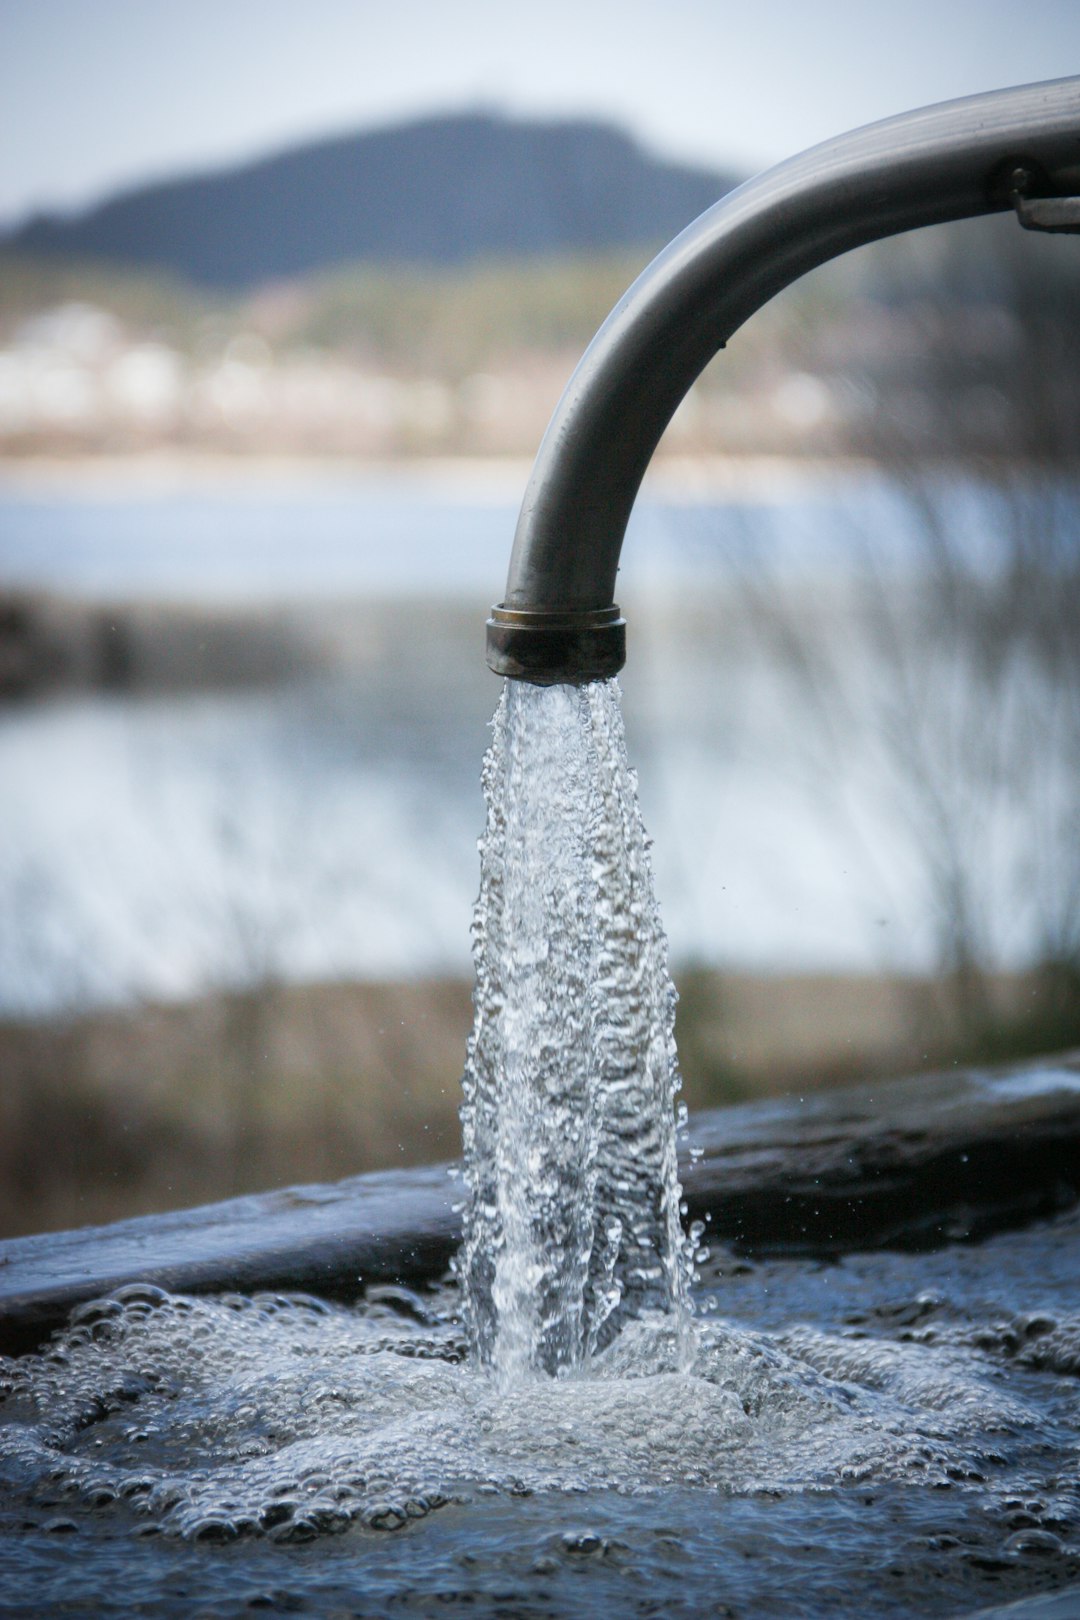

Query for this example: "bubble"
[460,681,690,1376]
[5,1277,1076,1545]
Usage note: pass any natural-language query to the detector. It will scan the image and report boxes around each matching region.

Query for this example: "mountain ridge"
[5,111,739,289]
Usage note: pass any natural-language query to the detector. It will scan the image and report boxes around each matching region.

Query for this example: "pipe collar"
[485,604,626,685]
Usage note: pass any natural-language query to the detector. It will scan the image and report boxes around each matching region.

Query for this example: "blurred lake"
[0,460,899,602]
[1,463,1074,1016]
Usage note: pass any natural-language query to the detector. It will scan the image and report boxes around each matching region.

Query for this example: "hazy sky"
[2,0,1079,227]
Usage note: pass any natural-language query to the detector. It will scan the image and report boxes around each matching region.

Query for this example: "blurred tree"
[724,214,1080,1058]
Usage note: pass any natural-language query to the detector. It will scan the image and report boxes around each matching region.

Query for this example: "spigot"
[485,605,625,685]
[486,75,1080,685]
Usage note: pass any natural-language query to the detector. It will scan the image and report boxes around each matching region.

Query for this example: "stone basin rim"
[2,1049,1078,1358]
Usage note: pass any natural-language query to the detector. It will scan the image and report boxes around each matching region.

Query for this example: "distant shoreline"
[0,450,872,502]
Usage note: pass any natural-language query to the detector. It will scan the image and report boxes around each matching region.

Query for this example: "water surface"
[2,1212,1079,1617]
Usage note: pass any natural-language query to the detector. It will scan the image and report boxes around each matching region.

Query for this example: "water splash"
[7,673,1080,1619]
[4,1242,1080,1567]
[458,680,690,1376]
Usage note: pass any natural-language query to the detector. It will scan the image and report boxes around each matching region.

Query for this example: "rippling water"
[2,1216,1079,1615]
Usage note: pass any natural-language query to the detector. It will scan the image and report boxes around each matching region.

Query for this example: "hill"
[4,112,737,289]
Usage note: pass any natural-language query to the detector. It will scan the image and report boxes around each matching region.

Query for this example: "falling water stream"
[460,680,690,1378]
[2,679,1080,1616]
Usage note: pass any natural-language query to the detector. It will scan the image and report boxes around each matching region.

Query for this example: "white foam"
[0,1284,1057,1542]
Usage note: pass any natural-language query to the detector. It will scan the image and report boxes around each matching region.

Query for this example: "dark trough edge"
[2,1052,1079,1358]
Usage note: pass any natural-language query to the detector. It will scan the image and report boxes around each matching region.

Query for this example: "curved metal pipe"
[487,76,1080,684]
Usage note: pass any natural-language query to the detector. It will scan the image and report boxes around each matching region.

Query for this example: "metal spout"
[485,604,625,686]
[486,76,1080,684]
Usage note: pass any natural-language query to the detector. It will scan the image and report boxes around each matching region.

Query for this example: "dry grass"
[3,967,1077,1241]
[0,979,471,1239]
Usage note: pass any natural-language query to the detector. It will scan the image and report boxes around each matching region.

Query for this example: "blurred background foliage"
[2,124,1079,1239]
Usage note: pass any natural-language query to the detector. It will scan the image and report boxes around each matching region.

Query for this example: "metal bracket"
[1009,163,1080,233]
